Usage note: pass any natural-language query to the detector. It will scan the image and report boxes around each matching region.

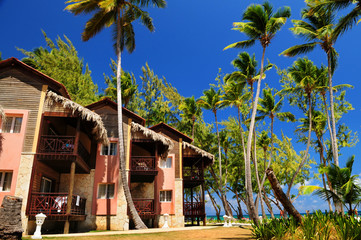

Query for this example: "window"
[40,177,53,193]
[160,190,172,202]
[0,116,22,133]
[97,183,115,199]
[160,157,172,168]
[101,142,117,156]
[0,172,13,192]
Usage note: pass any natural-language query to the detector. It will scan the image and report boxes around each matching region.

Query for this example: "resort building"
[0,57,213,235]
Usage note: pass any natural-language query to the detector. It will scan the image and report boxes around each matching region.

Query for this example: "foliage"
[252,211,361,240]
[103,59,138,107]
[18,31,99,105]
[301,156,361,214]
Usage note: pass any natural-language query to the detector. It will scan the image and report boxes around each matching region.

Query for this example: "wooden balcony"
[28,193,86,221]
[130,156,158,182]
[132,198,155,219]
[36,135,91,173]
[183,168,204,188]
[184,202,205,218]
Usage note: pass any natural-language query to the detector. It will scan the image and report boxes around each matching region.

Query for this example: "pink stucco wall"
[156,154,175,215]
[0,109,28,203]
[92,138,119,215]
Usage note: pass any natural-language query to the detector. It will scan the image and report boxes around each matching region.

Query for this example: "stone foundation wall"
[14,154,35,234]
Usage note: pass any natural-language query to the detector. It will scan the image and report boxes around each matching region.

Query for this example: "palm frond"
[224,39,256,50]
[280,42,318,57]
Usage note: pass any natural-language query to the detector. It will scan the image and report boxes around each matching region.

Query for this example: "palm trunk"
[266,168,303,223]
[253,129,266,219]
[245,47,267,226]
[191,118,195,140]
[327,53,339,166]
[322,94,334,157]
[286,93,313,198]
[263,188,275,218]
[214,111,222,187]
[116,14,147,229]
[206,188,221,221]
[317,136,333,212]
[237,107,247,161]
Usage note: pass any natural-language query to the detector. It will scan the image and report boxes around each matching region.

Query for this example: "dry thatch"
[0,105,4,121]
[183,141,214,163]
[131,122,174,152]
[46,91,109,145]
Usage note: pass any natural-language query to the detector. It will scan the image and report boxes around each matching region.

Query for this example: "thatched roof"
[46,91,109,145]
[0,105,4,120]
[183,141,214,163]
[131,122,174,151]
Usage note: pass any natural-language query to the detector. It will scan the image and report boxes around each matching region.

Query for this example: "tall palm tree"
[179,96,202,140]
[224,1,291,224]
[221,80,250,158]
[197,87,232,216]
[281,5,341,166]
[283,57,320,198]
[65,0,166,229]
[258,88,295,176]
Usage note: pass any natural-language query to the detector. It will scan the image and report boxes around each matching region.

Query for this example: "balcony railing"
[131,156,156,172]
[184,202,205,217]
[38,135,90,162]
[183,168,203,181]
[28,192,86,217]
[133,198,155,216]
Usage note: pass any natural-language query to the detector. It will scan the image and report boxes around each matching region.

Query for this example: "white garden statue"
[32,213,47,239]
[162,213,169,228]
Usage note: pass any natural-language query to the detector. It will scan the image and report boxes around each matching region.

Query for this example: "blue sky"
[1,0,361,215]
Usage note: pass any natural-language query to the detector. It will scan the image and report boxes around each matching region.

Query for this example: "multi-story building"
[0,58,213,235]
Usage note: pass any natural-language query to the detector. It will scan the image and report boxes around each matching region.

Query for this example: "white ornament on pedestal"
[162,213,169,228]
[32,213,47,239]
[223,215,229,227]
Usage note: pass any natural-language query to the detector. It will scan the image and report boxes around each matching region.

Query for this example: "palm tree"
[281,5,341,166]
[224,1,291,224]
[258,88,295,176]
[221,80,250,158]
[179,96,202,140]
[283,57,320,199]
[197,87,232,216]
[65,0,166,229]
[309,0,361,38]
[301,155,361,215]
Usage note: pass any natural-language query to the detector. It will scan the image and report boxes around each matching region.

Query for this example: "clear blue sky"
[1,0,360,215]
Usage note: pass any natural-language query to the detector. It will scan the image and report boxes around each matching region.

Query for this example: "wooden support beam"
[64,161,76,234]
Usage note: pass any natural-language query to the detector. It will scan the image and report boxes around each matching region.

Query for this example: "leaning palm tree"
[179,96,202,139]
[65,0,166,229]
[281,5,341,166]
[197,87,232,216]
[224,1,291,224]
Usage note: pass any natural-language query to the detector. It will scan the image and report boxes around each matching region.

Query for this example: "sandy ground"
[23,226,253,240]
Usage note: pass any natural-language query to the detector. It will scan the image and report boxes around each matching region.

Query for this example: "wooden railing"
[38,135,90,161]
[184,202,205,217]
[131,157,156,171]
[28,192,86,216]
[133,199,155,215]
[183,168,203,181]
